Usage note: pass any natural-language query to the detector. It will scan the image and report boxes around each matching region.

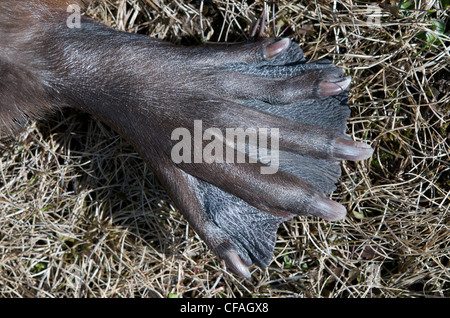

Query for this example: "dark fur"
[0,0,370,277]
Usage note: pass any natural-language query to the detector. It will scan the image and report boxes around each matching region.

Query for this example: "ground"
[0,0,449,297]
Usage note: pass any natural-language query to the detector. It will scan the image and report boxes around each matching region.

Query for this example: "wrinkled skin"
[0,1,373,277]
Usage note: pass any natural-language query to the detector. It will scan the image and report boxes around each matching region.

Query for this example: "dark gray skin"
[0,1,373,277]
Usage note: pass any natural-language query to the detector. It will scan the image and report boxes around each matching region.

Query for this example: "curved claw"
[319,76,352,96]
[264,38,291,59]
[309,196,347,221]
[332,138,374,161]
[216,242,252,278]
[224,251,251,278]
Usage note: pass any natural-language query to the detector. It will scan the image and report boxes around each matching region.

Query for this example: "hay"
[0,0,448,297]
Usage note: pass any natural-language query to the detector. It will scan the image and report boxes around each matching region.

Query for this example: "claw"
[264,37,291,59]
[215,241,252,278]
[309,196,347,221]
[223,250,251,278]
[332,138,374,161]
[320,76,352,96]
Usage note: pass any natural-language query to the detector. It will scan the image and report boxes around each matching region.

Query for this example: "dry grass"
[0,0,449,298]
